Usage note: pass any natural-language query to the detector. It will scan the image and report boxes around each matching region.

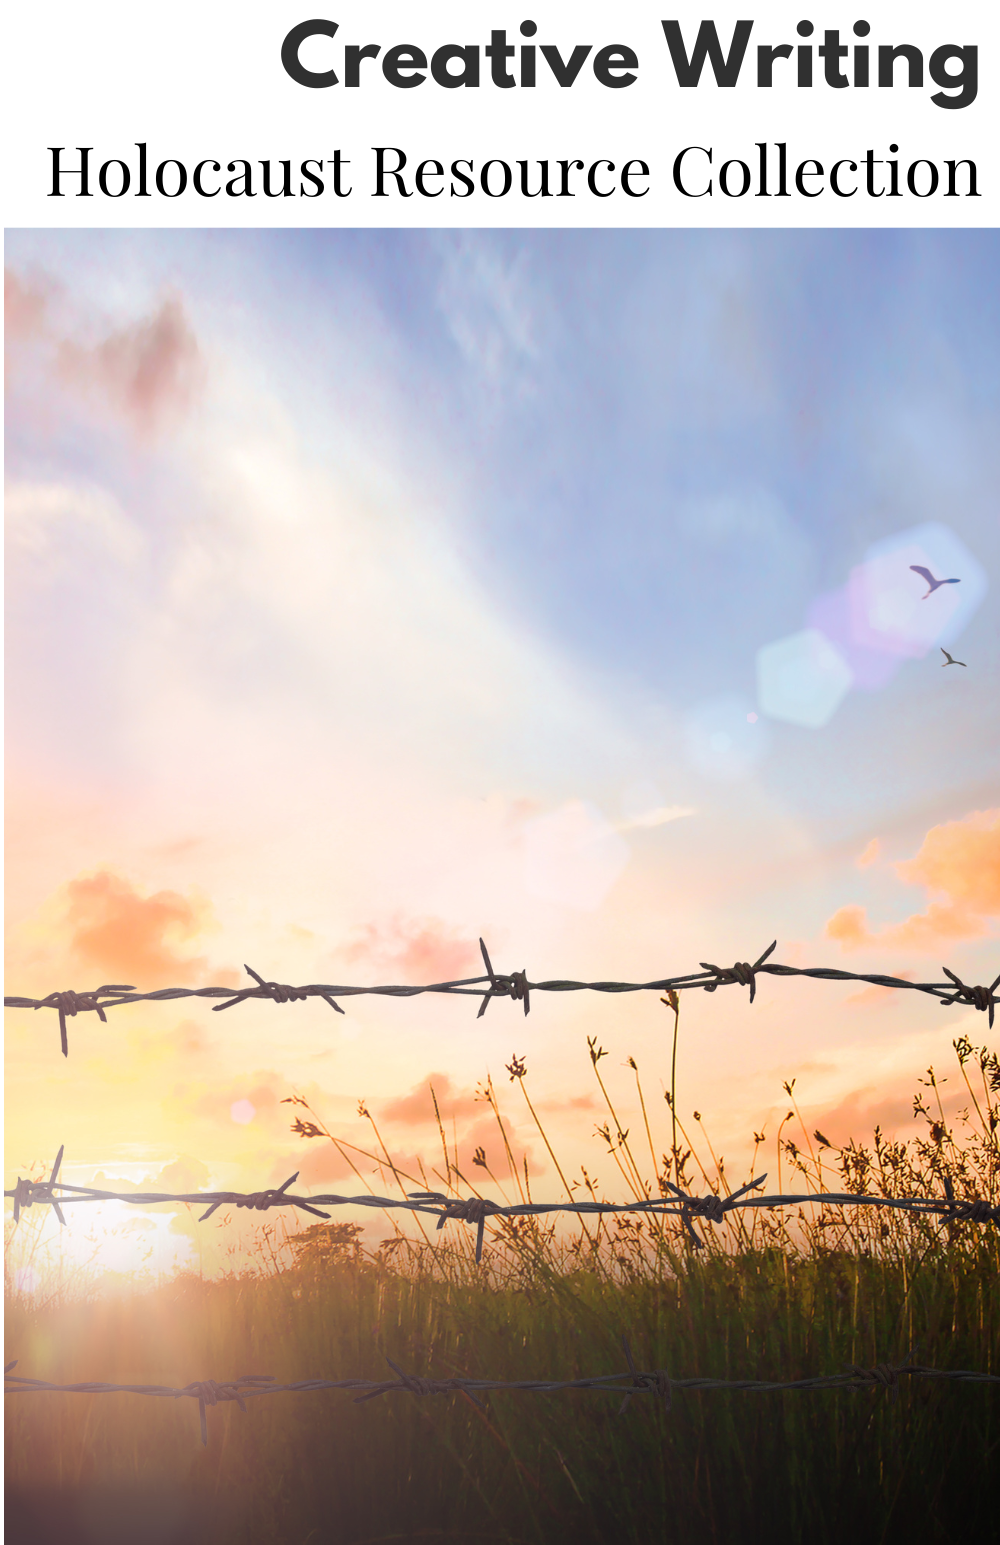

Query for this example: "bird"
[941,649,966,667]
[910,565,960,598]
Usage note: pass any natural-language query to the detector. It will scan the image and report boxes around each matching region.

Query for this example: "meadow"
[5,1027,999,1545]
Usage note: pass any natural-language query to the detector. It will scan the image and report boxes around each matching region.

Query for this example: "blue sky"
[60,224,996,829]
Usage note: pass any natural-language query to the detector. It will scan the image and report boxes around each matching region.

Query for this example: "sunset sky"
[5,228,998,1284]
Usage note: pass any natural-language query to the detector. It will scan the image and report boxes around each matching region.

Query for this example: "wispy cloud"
[434,233,539,399]
[616,804,697,833]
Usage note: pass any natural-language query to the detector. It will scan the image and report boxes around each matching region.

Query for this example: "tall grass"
[6,1030,999,1544]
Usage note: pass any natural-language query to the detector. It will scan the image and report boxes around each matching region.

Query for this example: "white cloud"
[617,804,697,832]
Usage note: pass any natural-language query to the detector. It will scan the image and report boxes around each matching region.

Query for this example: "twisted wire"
[6,1352,995,1446]
[5,939,998,1056]
[7,1151,998,1258]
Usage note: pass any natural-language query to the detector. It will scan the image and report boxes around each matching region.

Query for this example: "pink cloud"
[58,294,201,434]
[370,1075,541,1188]
[800,1080,966,1150]
[454,1113,537,1185]
[535,1092,597,1114]
[6,265,201,437]
[344,915,480,984]
[5,268,51,343]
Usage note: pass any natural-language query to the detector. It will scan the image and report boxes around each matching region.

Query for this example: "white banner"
[3,2,995,227]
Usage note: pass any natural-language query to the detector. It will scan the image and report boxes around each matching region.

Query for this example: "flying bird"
[940,649,966,668]
[910,565,960,598]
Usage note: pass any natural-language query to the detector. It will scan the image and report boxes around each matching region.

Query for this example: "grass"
[5,1024,1000,1545]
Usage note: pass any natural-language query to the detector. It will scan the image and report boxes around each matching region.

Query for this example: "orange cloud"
[274,1142,361,1187]
[856,838,880,869]
[381,1072,481,1126]
[60,869,213,985]
[345,915,480,984]
[825,905,870,949]
[897,810,1000,915]
[826,809,1000,951]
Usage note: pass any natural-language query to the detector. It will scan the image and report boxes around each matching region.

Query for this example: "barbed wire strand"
[5,941,997,1056]
[6,1350,997,1447]
[6,1153,998,1258]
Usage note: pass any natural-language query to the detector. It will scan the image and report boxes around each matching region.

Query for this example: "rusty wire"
[4,940,998,1056]
[6,1344,997,1447]
[6,1148,998,1259]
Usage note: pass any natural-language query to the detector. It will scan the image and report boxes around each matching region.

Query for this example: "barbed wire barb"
[10,1144,67,1225]
[661,1172,767,1247]
[699,939,777,1003]
[618,1335,671,1416]
[940,967,999,1028]
[213,965,345,1016]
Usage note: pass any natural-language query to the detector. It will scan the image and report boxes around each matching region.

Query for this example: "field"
[6,1034,1000,1545]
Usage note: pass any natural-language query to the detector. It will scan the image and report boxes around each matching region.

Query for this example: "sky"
[4,228,999,1285]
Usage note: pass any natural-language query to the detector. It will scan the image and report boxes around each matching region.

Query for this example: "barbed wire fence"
[6,1344,999,1447]
[5,940,999,1263]
[6,1150,1000,1259]
[6,939,999,1446]
[4,939,998,1057]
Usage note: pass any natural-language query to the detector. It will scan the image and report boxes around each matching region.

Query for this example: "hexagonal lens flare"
[756,628,853,729]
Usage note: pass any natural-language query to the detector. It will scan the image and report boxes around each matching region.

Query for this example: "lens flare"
[756,629,853,729]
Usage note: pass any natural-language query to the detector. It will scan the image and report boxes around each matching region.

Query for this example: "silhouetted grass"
[6,1032,999,1544]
